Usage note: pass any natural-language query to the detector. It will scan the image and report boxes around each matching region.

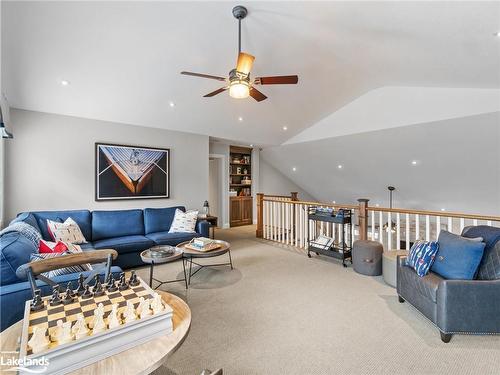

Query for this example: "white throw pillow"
[47,217,87,244]
[168,209,199,233]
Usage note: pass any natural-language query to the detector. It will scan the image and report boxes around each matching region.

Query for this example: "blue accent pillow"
[406,240,439,276]
[431,230,486,280]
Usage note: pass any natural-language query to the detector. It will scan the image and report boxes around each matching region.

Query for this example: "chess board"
[19,276,173,375]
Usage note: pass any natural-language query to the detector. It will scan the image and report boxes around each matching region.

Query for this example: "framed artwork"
[95,143,170,201]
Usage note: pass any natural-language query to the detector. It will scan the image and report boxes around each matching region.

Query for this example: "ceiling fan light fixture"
[229,80,250,99]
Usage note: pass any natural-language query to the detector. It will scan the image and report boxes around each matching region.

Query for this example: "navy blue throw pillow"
[431,230,485,280]
[406,240,439,277]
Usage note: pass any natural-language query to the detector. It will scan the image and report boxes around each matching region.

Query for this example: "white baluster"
[396,213,401,250]
[387,212,392,250]
[379,211,383,245]
[436,216,441,240]
[415,214,420,241]
[460,218,465,233]
[425,215,430,241]
[487,220,492,226]
[405,213,410,250]
[448,217,452,232]
[473,219,478,226]
[371,210,375,241]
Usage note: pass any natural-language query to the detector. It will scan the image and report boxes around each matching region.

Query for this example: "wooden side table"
[203,216,218,239]
[0,291,191,375]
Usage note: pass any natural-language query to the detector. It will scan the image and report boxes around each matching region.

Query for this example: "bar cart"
[307,206,353,267]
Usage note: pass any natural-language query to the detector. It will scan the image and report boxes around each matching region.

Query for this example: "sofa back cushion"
[30,210,92,241]
[431,230,485,280]
[92,209,144,241]
[0,232,38,285]
[462,225,500,280]
[144,207,185,234]
[10,212,41,233]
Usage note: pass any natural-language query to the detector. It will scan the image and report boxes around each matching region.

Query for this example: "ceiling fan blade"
[203,87,228,97]
[249,87,267,102]
[236,52,255,75]
[254,75,299,85]
[181,71,226,81]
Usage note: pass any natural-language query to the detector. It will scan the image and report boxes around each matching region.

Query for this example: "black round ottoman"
[352,240,383,276]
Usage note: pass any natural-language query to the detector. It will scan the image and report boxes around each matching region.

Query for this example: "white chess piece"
[139,297,152,319]
[51,319,64,342]
[151,293,164,315]
[124,301,136,323]
[91,303,106,334]
[108,304,121,329]
[58,321,73,344]
[28,327,50,353]
[72,313,89,340]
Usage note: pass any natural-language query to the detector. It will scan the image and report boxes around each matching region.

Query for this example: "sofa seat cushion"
[144,206,185,234]
[92,235,155,254]
[399,265,442,303]
[146,231,199,246]
[92,209,145,241]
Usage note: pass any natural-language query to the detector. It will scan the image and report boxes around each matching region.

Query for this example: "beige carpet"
[134,226,500,375]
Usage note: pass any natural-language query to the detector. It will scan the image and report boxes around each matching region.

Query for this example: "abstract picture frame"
[95,143,170,201]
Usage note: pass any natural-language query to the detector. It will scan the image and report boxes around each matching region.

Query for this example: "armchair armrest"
[437,279,500,334]
[196,220,210,238]
[397,254,407,268]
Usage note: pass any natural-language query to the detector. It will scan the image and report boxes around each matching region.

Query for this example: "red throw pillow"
[39,240,68,254]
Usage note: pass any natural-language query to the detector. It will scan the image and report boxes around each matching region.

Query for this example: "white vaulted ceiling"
[2,1,500,145]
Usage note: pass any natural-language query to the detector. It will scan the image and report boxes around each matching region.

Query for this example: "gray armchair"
[397,226,500,343]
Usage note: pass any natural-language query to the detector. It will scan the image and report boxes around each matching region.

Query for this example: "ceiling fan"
[181,5,299,102]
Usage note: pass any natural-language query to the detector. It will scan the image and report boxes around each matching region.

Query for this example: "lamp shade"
[236,52,255,75]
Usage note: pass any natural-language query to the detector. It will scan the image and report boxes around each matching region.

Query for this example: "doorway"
[208,157,223,225]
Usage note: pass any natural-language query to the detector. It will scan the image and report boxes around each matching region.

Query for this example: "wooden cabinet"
[230,196,253,227]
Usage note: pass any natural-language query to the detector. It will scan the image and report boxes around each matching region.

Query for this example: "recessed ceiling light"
[169,101,175,107]
[337,164,343,169]
[292,167,296,171]
[495,31,500,37]
[250,144,253,147]
[238,116,243,122]
[60,80,70,86]
[332,200,336,204]
[411,160,418,165]
[282,126,288,131]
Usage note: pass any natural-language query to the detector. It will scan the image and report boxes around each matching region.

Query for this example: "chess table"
[0,291,191,375]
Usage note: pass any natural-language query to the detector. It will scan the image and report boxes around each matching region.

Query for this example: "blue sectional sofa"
[0,206,209,331]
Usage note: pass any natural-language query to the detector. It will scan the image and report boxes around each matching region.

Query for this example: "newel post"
[357,198,369,241]
[290,192,299,201]
[256,193,264,238]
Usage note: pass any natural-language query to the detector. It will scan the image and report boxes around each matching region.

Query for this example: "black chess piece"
[66,281,76,298]
[118,272,129,291]
[63,285,75,305]
[128,270,140,287]
[30,289,44,312]
[81,284,93,299]
[49,285,62,306]
[107,276,118,293]
[93,274,105,297]
[75,273,85,296]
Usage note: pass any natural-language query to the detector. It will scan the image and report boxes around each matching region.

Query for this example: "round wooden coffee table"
[0,291,191,375]
[177,240,233,285]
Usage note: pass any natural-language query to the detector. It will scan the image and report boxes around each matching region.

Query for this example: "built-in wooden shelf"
[230,174,251,176]
[229,145,253,227]
[230,163,251,166]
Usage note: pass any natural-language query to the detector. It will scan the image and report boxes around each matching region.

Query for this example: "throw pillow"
[462,225,500,280]
[168,209,199,233]
[47,217,87,244]
[431,230,486,280]
[406,240,439,277]
[38,240,69,254]
[30,244,92,278]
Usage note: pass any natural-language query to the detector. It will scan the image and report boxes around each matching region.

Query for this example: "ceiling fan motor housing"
[232,6,248,20]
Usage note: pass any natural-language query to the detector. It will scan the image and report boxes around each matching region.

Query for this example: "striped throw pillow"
[406,240,439,277]
[30,244,92,278]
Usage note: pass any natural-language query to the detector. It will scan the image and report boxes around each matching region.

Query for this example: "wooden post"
[290,192,299,201]
[357,198,369,241]
[256,193,264,238]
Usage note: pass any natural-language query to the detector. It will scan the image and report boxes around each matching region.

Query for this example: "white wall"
[5,109,209,222]
[208,142,230,228]
[208,158,221,220]
[259,158,316,202]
